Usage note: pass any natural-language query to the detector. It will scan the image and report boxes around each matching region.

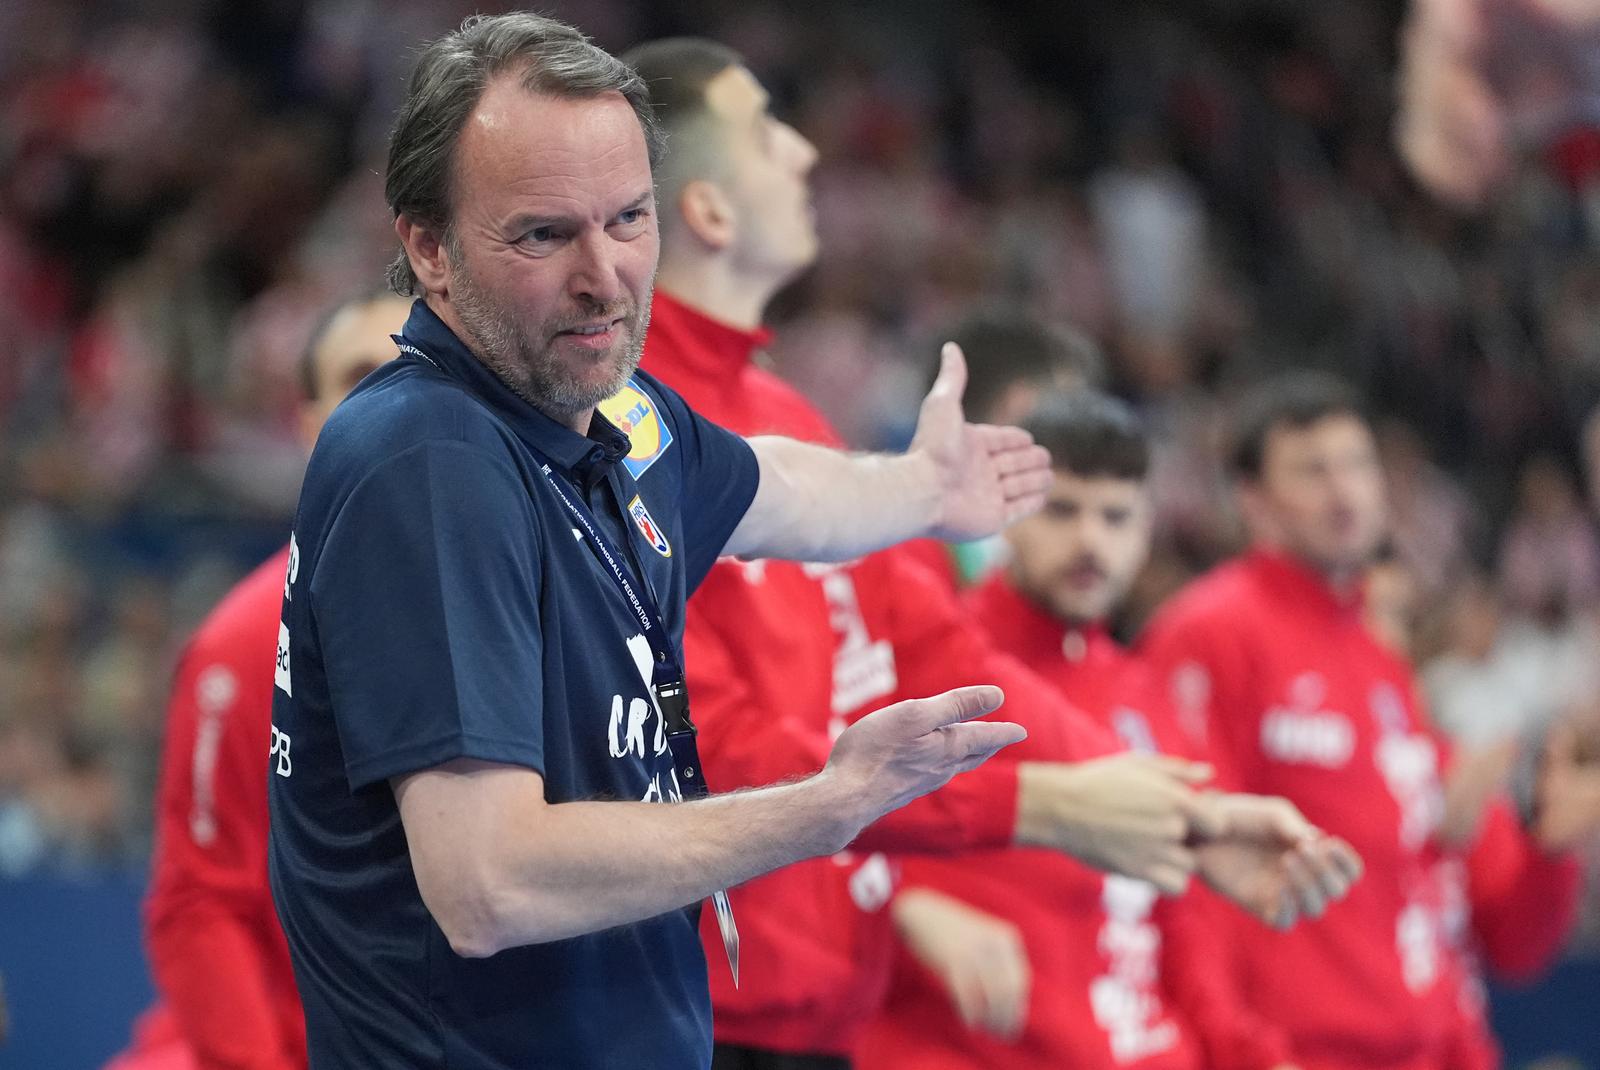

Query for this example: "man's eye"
[523,227,555,243]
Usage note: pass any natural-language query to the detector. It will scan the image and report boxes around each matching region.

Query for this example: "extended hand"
[1194,794,1363,929]
[1013,754,1219,894]
[822,686,1026,846]
[893,887,1032,1041]
[911,343,1052,541]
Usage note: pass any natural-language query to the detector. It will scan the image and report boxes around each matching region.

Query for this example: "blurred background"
[2,0,1599,1065]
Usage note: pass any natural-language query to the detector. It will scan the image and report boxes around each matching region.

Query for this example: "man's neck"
[655,256,775,332]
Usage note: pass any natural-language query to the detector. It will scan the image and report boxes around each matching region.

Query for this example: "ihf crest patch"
[599,378,674,479]
[628,495,672,557]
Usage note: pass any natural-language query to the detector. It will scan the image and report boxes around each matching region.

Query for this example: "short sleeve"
[636,370,758,590]
[310,440,546,791]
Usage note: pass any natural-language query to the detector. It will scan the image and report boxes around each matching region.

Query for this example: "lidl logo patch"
[598,378,674,479]
[628,495,672,557]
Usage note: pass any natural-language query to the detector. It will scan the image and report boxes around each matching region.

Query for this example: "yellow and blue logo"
[598,378,674,479]
[628,494,672,557]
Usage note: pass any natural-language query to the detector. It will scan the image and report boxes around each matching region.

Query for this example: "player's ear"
[396,215,452,296]
[678,179,736,252]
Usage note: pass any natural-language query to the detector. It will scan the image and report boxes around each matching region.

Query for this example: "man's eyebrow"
[503,191,653,233]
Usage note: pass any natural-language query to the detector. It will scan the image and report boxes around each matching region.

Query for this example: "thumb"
[927,342,969,405]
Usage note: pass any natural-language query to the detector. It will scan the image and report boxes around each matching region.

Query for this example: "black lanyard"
[532,459,706,799]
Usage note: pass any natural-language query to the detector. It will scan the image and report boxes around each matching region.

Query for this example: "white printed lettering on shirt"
[269,724,292,778]
[274,621,292,698]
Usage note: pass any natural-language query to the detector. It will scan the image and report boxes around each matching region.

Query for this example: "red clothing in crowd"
[859,573,1280,1070]
[1140,549,1579,1070]
[140,548,306,1070]
[641,293,1117,1057]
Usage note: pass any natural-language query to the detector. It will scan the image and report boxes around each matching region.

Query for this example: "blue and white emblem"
[628,494,672,557]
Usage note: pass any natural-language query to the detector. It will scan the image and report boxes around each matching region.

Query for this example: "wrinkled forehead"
[453,78,653,220]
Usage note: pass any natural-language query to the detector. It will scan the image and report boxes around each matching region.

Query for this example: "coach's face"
[408,79,658,426]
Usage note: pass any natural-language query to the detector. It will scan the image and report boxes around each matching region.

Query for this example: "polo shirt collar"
[396,299,631,483]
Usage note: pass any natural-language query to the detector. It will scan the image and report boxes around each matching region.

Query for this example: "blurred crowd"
[2,0,1599,950]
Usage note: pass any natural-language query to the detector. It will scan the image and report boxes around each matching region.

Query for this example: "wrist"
[1013,762,1063,848]
[894,448,944,538]
[796,769,871,856]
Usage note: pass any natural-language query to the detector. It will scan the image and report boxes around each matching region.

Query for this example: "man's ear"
[677,179,735,251]
[396,215,452,296]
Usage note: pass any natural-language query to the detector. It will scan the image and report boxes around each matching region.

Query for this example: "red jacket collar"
[968,571,1114,668]
[646,291,774,381]
[1242,547,1366,619]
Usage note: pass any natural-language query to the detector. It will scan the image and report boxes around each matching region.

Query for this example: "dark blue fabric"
[268,299,759,1070]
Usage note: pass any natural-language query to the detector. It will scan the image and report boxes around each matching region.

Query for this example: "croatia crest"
[628,494,672,557]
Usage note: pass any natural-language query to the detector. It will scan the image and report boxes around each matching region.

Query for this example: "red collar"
[646,291,774,381]
[969,572,1115,669]
[1243,547,1366,619]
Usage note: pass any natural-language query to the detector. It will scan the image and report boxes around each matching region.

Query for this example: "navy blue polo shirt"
[268,300,758,1069]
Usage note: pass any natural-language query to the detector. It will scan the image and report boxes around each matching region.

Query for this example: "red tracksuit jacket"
[142,547,306,1070]
[641,292,1118,1056]
[1139,549,1579,1070]
[859,573,1287,1070]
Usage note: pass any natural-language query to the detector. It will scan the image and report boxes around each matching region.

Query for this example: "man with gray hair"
[268,12,1052,1069]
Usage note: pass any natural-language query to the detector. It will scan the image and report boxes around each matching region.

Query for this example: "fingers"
[972,422,1036,454]
[946,720,1029,769]
[1145,850,1197,896]
[902,685,1007,735]
[1281,849,1328,922]
[1149,755,1214,786]
[927,342,969,404]
[1214,794,1316,846]
[998,465,1054,502]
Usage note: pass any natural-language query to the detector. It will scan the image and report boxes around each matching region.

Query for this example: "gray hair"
[384,11,663,295]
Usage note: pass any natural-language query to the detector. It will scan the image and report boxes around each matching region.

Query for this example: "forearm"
[460,774,858,955]
[724,436,939,562]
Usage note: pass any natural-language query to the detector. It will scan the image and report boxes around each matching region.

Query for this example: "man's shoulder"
[325,361,514,456]
[1143,558,1263,644]
[305,361,529,507]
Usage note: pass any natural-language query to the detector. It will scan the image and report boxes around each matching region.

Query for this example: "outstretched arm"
[395,686,1024,957]
[723,344,1051,562]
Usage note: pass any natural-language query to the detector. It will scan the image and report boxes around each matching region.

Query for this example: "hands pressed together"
[1013,753,1362,927]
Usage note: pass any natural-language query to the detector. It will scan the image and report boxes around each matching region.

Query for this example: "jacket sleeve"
[1158,887,1298,1070]
[1464,797,1581,981]
[144,635,301,1070]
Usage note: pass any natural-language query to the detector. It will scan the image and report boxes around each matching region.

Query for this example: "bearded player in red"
[107,293,409,1070]
[860,393,1356,1070]
[622,38,1361,1070]
[1141,372,1592,1070]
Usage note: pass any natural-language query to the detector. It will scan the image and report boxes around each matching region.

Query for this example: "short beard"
[449,242,649,425]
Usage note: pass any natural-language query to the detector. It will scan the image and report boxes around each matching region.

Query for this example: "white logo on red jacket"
[1259,672,1355,767]
[1092,875,1179,1063]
